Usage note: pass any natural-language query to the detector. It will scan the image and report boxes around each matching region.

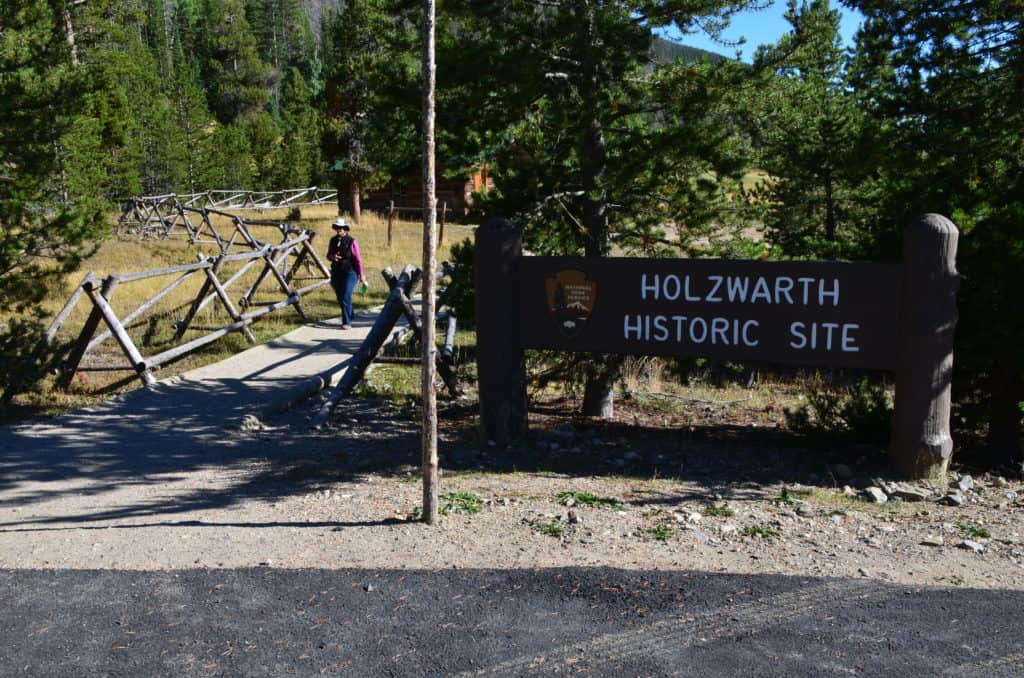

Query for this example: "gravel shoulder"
[2,394,1022,591]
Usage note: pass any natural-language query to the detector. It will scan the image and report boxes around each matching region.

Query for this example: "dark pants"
[332,270,358,325]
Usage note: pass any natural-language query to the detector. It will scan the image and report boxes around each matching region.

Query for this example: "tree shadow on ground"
[0,385,887,528]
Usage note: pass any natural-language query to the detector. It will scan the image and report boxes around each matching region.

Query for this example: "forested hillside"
[1,0,1020,467]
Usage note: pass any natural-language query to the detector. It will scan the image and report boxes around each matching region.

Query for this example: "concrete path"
[6,311,372,443]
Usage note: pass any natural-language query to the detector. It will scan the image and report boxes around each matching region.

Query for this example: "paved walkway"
[6,312,372,442]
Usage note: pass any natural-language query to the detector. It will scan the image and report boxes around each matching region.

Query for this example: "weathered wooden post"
[890,214,960,480]
[474,218,527,443]
[387,201,395,248]
[438,201,447,249]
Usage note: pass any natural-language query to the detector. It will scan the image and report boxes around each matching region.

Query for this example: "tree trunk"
[986,358,1023,466]
[582,362,617,419]
[824,173,837,241]
[576,0,614,418]
[420,0,439,524]
[350,181,361,224]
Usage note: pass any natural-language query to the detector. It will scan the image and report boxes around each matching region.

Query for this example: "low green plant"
[531,519,564,537]
[555,490,624,510]
[785,377,893,445]
[774,488,806,506]
[741,525,777,539]
[704,503,735,517]
[645,524,674,542]
[439,491,484,516]
[957,522,991,539]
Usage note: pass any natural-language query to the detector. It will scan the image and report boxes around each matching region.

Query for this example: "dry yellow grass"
[16,206,475,415]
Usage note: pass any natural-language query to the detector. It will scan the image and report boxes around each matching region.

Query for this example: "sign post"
[890,214,959,479]
[474,219,528,444]
[475,215,959,480]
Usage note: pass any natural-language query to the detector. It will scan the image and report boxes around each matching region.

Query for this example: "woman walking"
[326,218,367,329]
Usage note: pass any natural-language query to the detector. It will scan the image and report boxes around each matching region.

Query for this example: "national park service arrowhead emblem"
[546,270,596,338]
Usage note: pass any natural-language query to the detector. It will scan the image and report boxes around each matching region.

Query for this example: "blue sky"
[664,3,864,62]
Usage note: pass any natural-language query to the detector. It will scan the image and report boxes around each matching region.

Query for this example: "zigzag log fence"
[48,227,331,389]
[310,265,460,430]
[117,187,338,242]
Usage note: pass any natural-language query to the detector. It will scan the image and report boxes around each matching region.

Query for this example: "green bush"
[440,238,475,328]
[785,377,893,445]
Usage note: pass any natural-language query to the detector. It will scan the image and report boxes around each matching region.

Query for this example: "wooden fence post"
[474,218,527,444]
[890,214,960,480]
[438,201,447,250]
[387,200,395,248]
[59,275,118,389]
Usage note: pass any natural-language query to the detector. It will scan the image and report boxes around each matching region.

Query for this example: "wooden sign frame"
[475,215,960,480]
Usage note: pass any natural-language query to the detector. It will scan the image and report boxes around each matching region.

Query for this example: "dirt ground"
[4,389,1022,591]
[251,392,1024,590]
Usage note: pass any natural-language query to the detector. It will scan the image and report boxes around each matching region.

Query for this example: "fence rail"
[47,228,331,388]
[117,187,338,242]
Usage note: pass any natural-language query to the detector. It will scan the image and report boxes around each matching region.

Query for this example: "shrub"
[785,377,893,445]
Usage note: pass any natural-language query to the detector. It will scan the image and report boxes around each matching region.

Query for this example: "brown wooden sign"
[475,216,959,481]
[517,256,902,369]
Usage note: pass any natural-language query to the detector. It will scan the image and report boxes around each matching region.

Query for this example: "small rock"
[720,524,739,536]
[890,483,930,502]
[993,476,1009,488]
[858,567,870,577]
[796,505,816,518]
[1006,491,1019,502]
[567,509,581,524]
[692,531,710,543]
[940,492,966,507]
[864,487,888,504]
[921,536,944,547]
[958,540,985,554]
[842,485,858,498]
[830,515,844,525]
[872,478,897,495]
[956,475,975,493]
[686,512,702,524]
[365,584,375,592]
[563,496,576,508]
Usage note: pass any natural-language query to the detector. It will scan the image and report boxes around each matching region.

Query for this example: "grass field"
[14,205,475,416]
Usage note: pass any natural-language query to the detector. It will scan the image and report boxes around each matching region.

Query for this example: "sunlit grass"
[13,205,475,416]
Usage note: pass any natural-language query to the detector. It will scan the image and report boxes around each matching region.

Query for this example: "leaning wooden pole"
[890,214,960,480]
[421,0,439,524]
[310,266,415,429]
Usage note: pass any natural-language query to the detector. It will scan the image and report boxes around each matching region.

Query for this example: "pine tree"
[844,0,1024,464]
[0,0,106,403]
[745,0,877,259]
[204,0,277,125]
[444,0,760,415]
[277,67,321,187]
[321,0,420,220]
[171,37,218,193]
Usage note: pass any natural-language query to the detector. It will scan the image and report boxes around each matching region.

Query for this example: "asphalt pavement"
[2,567,1022,676]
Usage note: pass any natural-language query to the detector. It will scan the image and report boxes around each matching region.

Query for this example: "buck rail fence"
[382,200,450,249]
[117,187,338,241]
[475,214,960,480]
[47,225,331,388]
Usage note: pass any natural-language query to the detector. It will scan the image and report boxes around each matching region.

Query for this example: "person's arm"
[326,236,339,262]
[351,239,366,281]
